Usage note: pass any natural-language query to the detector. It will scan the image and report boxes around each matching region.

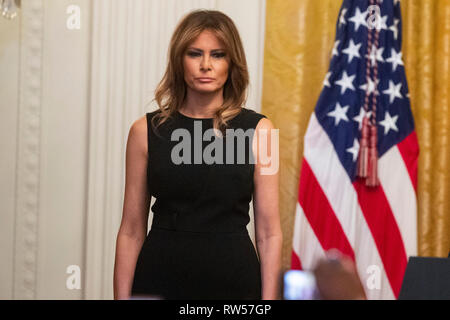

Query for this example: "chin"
[193,86,222,94]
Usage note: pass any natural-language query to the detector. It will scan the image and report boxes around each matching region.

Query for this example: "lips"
[196,77,215,83]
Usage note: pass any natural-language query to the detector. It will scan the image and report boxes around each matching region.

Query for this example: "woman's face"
[183,30,230,95]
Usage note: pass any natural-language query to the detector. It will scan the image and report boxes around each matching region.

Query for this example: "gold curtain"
[262,0,450,271]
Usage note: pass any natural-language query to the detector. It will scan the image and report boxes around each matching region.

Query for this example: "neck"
[181,88,224,118]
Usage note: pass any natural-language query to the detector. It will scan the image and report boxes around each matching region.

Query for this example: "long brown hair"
[150,9,249,137]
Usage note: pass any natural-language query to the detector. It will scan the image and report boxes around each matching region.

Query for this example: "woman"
[113,9,282,300]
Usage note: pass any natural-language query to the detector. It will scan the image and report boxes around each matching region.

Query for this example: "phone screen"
[283,270,320,300]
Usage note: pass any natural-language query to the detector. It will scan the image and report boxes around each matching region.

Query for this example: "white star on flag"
[323,71,332,88]
[383,80,403,104]
[379,111,399,135]
[342,39,362,63]
[374,15,389,31]
[332,40,340,57]
[386,48,404,71]
[390,18,400,40]
[339,8,347,27]
[348,7,368,32]
[335,71,356,95]
[353,108,372,130]
[347,139,360,162]
[327,102,350,126]
[359,78,380,96]
[366,45,385,67]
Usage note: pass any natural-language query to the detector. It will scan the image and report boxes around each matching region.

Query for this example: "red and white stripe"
[291,114,418,299]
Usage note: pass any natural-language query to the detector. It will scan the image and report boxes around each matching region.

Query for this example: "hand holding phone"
[313,250,367,300]
[284,250,367,300]
[283,270,320,300]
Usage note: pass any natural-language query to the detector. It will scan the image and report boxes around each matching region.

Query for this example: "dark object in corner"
[399,256,450,300]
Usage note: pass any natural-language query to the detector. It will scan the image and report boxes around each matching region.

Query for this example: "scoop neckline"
[176,110,214,120]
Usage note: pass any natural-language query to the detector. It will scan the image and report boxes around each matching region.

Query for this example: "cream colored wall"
[0,0,90,299]
[37,0,91,299]
[0,3,20,300]
[0,0,266,299]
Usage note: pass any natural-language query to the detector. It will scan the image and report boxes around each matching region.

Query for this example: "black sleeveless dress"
[131,108,267,300]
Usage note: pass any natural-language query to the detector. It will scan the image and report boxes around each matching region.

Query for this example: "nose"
[200,54,212,71]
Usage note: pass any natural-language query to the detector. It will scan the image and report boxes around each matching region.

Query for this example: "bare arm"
[113,116,150,300]
[252,118,283,300]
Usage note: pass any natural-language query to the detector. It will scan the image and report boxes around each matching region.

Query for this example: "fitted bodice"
[146,108,267,233]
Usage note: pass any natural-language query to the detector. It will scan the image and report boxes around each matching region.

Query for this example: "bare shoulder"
[253,117,279,175]
[255,117,275,131]
[132,114,148,132]
[128,115,148,157]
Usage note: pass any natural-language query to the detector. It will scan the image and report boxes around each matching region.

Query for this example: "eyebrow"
[187,47,225,52]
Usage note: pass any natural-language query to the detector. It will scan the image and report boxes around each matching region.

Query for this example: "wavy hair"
[150,9,249,137]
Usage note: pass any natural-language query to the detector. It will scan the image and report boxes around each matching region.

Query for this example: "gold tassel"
[357,117,370,178]
[366,124,379,187]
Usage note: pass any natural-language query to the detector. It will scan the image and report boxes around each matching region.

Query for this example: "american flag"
[291,0,419,299]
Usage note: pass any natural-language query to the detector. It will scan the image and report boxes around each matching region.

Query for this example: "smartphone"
[283,270,320,300]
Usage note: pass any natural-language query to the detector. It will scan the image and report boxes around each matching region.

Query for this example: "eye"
[212,52,226,58]
[186,51,201,57]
